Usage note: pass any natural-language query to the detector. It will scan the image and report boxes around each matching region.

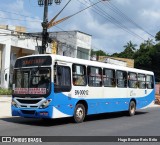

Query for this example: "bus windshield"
[13,67,51,97]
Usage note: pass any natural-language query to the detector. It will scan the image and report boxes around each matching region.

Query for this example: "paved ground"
[0,96,160,145]
[0,107,160,145]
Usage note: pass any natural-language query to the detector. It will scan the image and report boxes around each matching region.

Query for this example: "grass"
[0,88,12,95]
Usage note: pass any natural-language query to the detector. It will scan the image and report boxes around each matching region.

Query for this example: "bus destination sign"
[15,56,52,67]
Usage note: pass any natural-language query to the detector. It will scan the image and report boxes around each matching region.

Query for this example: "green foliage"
[110,35,160,82]
[0,88,12,95]
[111,41,137,59]
[91,49,108,56]
[133,39,160,81]
[91,31,160,81]
[155,31,160,41]
[124,41,137,51]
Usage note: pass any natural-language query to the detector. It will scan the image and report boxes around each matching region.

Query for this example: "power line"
[0,9,41,20]
[0,16,41,22]
[48,0,72,27]
[0,1,154,40]
[0,1,145,54]
[106,1,155,38]
[0,29,91,57]
[81,0,145,41]
[47,0,107,28]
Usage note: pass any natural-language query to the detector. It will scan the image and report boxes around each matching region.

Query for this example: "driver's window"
[54,65,71,92]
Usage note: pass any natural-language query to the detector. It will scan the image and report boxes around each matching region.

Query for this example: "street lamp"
[38,0,61,6]
[54,0,62,5]
[48,0,53,5]
[38,0,44,6]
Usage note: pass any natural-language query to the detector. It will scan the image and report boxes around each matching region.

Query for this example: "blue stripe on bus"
[52,89,155,116]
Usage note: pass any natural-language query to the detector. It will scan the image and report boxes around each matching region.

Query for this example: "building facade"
[0,26,92,89]
[49,31,92,60]
[98,56,134,68]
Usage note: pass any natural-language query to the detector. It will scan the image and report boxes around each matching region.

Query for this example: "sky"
[0,0,160,54]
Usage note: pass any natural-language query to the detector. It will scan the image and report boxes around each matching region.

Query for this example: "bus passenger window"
[103,69,115,87]
[54,65,71,92]
[72,64,86,86]
[116,70,127,88]
[128,72,137,88]
[138,74,146,89]
[146,75,154,89]
[88,66,102,87]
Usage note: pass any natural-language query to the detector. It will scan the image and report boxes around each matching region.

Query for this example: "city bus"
[11,54,155,123]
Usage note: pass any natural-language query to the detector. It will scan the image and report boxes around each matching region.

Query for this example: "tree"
[155,31,160,41]
[91,49,108,56]
[123,41,137,51]
[144,38,154,48]
[118,41,137,59]
[111,41,137,59]
[110,32,160,82]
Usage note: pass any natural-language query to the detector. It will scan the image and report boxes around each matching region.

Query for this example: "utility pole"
[38,0,62,54]
[41,0,48,54]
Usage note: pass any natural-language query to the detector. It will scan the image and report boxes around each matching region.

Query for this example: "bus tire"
[73,104,85,123]
[128,101,136,116]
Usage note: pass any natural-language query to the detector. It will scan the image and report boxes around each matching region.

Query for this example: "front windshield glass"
[13,67,51,96]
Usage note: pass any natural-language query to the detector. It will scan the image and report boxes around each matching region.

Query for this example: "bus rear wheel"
[74,104,85,123]
[128,101,136,116]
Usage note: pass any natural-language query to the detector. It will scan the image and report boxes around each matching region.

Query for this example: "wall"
[99,56,134,68]
[49,31,92,60]
[0,29,92,88]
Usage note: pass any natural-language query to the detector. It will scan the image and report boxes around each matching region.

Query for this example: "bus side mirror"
[5,73,7,81]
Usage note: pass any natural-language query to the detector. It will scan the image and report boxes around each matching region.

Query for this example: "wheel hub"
[76,107,83,119]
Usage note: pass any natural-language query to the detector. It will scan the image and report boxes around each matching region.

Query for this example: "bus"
[11,54,155,123]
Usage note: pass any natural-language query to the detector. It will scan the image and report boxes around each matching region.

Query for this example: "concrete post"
[2,42,11,89]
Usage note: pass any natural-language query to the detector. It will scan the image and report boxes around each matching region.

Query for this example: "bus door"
[53,61,72,99]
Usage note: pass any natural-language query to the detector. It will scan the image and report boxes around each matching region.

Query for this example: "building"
[0,25,92,89]
[49,31,91,60]
[98,56,134,68]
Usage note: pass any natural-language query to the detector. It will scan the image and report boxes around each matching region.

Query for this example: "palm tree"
[122,41,137,59]
[144,38,154,48]
[123,41,137,51]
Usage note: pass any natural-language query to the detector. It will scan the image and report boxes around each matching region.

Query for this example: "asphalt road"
[0,107,160,145]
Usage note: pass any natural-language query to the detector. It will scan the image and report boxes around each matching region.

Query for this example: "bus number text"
[75,90,89,96]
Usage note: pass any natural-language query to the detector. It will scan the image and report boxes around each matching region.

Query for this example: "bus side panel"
[86,98,130,115]
[52,92,77,118]
[136,89,155,109]
[51,89,154,118]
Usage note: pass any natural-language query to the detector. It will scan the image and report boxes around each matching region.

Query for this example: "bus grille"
[17,99,41,104]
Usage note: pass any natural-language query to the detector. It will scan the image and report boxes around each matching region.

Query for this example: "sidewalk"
[0,96,12,118]
[0,96,159,118]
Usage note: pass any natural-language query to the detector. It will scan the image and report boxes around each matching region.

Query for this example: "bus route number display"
[15,56,52,67]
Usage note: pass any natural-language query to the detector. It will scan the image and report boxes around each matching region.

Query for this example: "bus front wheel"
[73,104,85,123]
[128,101,136,116]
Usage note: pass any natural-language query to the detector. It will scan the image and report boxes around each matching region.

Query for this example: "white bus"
[12,54,155,123]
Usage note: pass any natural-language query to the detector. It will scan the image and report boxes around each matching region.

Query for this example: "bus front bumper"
[11,106,53,118]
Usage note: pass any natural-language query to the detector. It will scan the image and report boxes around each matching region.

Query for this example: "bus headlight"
[39,99,52,109]
[11,100,18,108]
